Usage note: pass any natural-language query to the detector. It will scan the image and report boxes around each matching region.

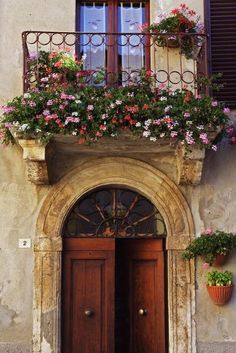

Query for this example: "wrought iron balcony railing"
[22,31,208,93]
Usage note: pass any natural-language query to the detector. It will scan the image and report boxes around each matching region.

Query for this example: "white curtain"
[119,2,144,81]
[81,2,107,70]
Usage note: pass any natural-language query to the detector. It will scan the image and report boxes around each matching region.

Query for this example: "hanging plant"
[182,229,236,265]
[206,270,234,305]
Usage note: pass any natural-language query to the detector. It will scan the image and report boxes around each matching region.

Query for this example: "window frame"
[75,0,150,80]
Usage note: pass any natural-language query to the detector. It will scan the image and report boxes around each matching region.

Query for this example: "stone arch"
[34,157,196,353]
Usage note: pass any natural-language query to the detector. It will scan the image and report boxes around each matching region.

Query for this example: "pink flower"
[184,112,190,118]
[171,131,178,138]
[65,117,80,125]
[47,100,54,106]
[0,131,5,141]
[4,122,13,128]
[202,228,214,235]
[87,105,94,111]
[211,101,218,107]
[185,131,195,145]
[200,133,209,145]
[153,119,161,125]
[202,262,210,270]
[43,109,50,116]
[223,107,230,114]
[2,106,15,114]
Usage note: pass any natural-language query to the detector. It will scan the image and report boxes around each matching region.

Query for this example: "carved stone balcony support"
[176,145,206,185]
[18,139,52,185]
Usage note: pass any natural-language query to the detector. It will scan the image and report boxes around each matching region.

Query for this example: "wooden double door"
[62,238,166,353]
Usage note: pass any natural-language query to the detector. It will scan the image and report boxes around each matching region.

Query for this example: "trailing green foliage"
[182,229,236,265]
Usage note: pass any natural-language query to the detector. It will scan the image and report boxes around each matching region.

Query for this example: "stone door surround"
[34,157,196,353]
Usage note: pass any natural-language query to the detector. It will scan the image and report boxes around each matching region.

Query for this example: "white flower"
[101,114,108,120]
[110,103,115,109]
[211,144,217,151]
[75,100,81,104]
[111,133,117,137]
[23,93,31,99]
[135,122,141,127]
[160,133,165,138]
[164,105,172,112]
[150,137,157,142]
[20,123,30,131]
[35,128,42,133]
[143,130,151,137]
[160,96,167,101]
[41,77,49,82]
[115,100,122,105]
[72,131,77,136]
[72,112,78,116]
[144,119,152,126]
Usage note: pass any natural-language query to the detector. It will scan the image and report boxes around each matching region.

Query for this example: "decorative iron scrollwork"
[63,188,166,238]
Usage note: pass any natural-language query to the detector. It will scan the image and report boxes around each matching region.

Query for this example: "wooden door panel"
[62,239,115,353]
[119,239,166,353]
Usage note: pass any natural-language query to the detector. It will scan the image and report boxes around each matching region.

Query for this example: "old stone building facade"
[0,1,236,353]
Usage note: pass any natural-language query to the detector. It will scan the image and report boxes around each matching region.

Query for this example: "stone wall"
[0,0,236,352]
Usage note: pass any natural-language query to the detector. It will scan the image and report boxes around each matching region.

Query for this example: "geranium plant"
[182,229,236,265]
[141,4,205,59]
[28,49,90,90]
[0,78,230,147]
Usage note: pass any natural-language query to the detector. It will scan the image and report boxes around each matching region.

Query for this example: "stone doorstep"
[17,135,210,186]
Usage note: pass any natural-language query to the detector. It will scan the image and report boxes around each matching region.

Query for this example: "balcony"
[22,31,208,93]
[3,30,223,186]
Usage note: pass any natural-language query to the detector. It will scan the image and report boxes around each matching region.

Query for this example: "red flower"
[54,61,63,68]
[124,114,131,121]
[112,118,117,124]
[180,4,187,10]
[171,8,180,15]
[145,70,152,77]
[143,104,149,110]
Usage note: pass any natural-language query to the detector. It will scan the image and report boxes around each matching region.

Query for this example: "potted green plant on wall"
[182,229,236,266]
[206,270,234,305]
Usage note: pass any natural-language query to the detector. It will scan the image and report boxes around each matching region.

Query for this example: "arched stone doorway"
[62,186,167,353]
[34,157,195,353]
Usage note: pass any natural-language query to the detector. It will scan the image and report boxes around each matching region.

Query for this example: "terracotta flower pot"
[206,284,234,305]
[213,253,229,267]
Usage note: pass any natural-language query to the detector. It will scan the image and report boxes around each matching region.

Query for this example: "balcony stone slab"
[17,134,212,186]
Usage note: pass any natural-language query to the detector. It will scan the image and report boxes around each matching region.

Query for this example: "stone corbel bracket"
[176,144,206,185]
[18,139,53,185]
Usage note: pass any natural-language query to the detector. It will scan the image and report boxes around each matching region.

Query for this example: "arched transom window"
[63,187,166,238]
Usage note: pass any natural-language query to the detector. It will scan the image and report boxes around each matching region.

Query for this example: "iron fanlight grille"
[63,188,166,238]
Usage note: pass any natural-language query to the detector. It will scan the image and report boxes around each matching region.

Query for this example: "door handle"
[84,309,94,317]
[138,308,147,316]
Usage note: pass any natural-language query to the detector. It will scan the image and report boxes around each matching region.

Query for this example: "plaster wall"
[0,0,236,353]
